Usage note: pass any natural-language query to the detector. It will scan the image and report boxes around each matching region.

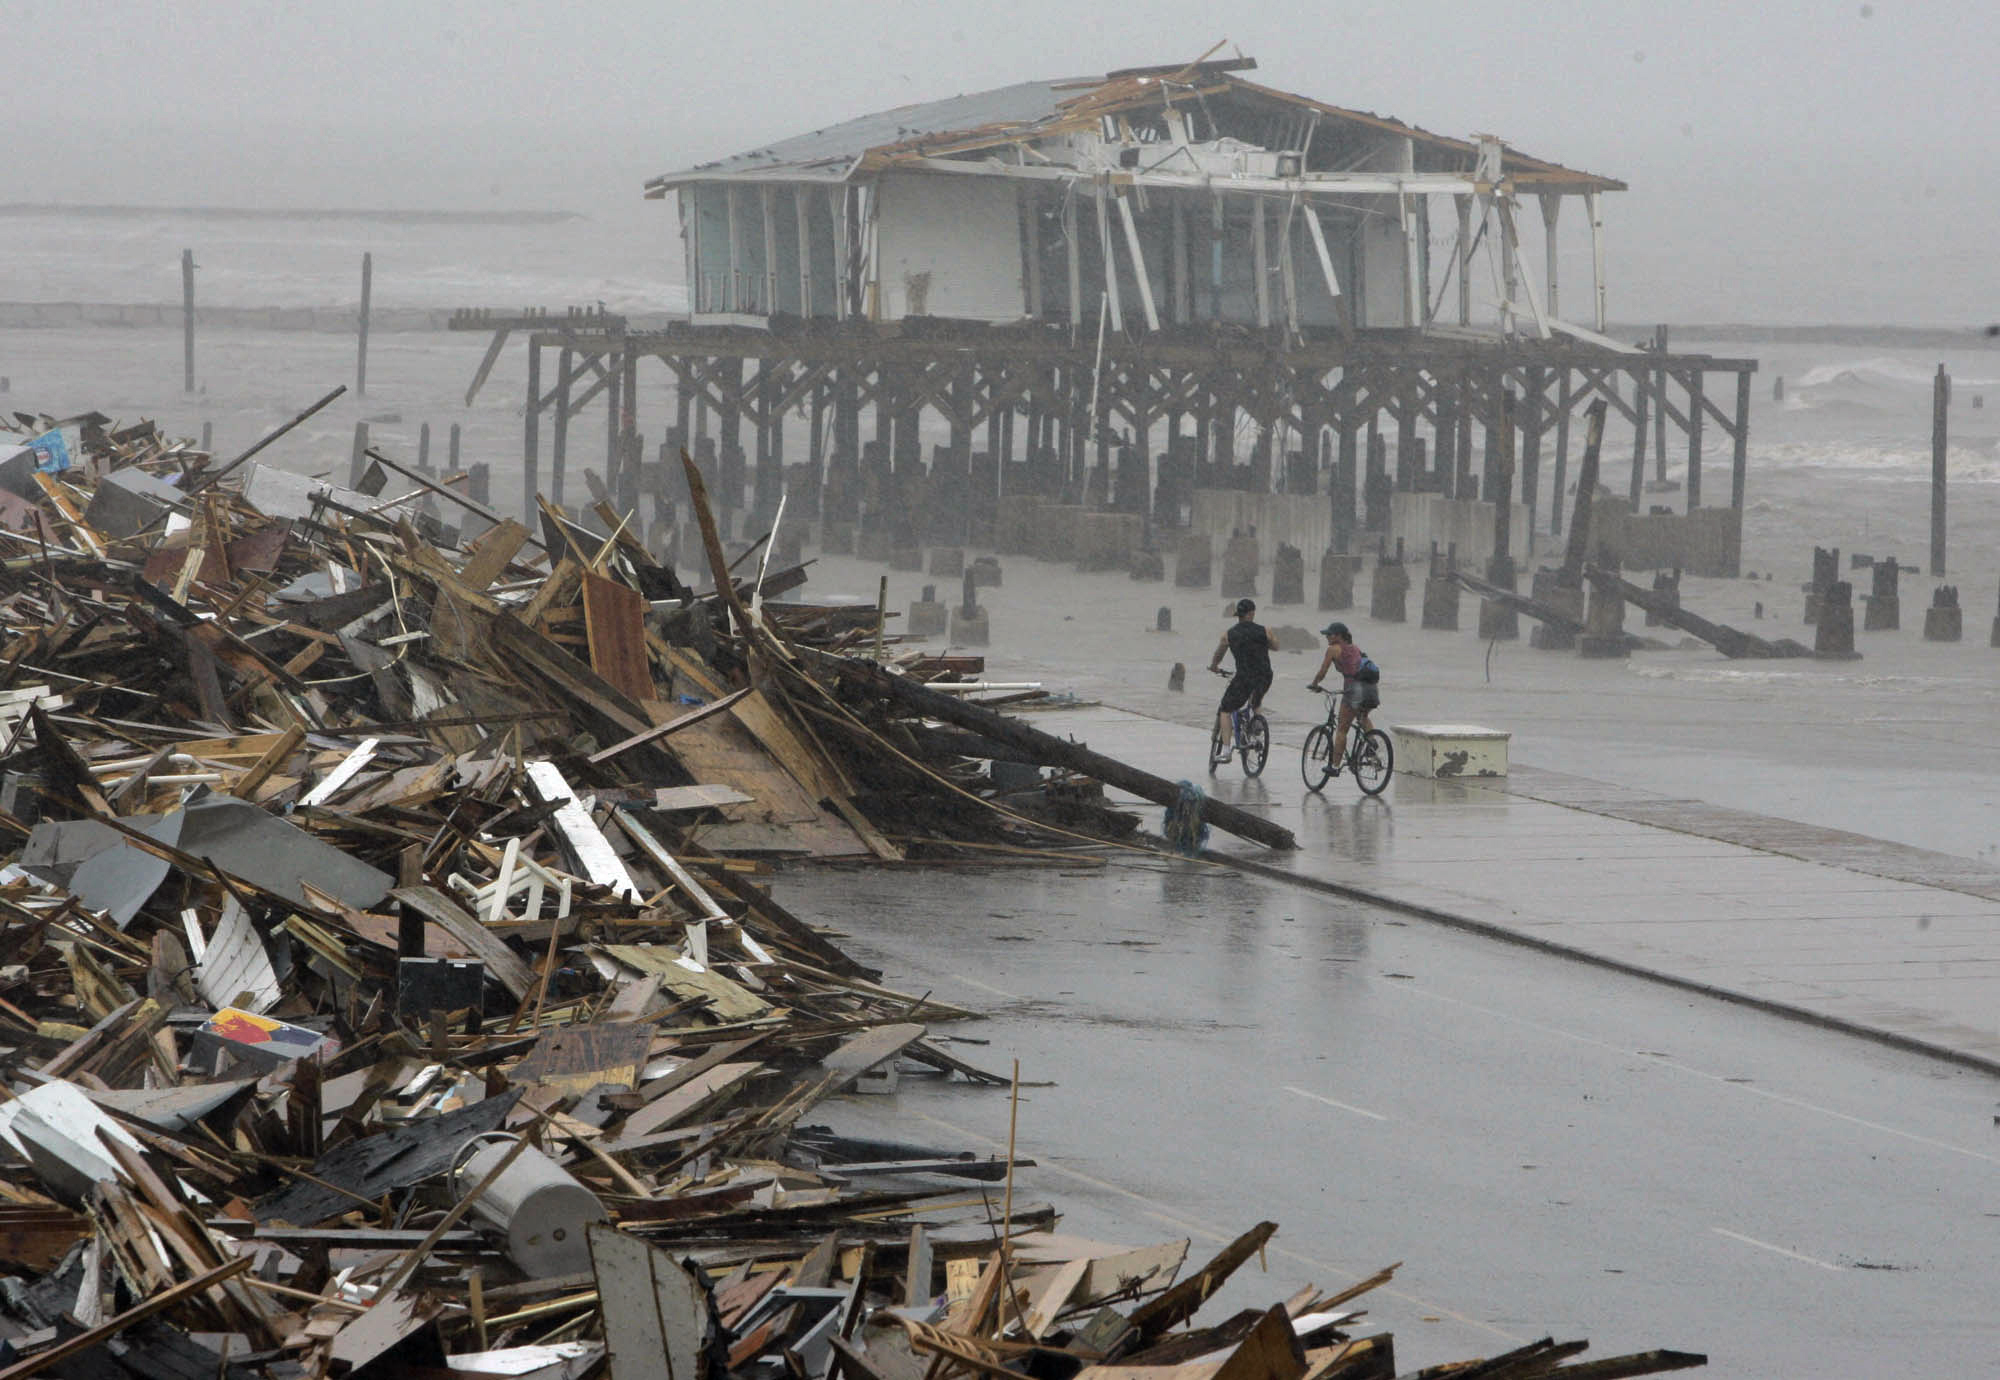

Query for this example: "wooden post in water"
[552,347,573,506]
[1685,369,1704,511]
[523,341,541,524]
[605,343,624,493]
[1730,370,1751,513]
[1651,324,1668,483]
[1551,368,1573,536]
[181,249,196,392]
[1932,363,1949,576]
[356,252,372,397]
[1628,368,1648,509]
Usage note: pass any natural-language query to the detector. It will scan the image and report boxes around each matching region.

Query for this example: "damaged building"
[454,52,1755,619]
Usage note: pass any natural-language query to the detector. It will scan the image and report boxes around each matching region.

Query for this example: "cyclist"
[1306,621,1379,769]
[1208,598,1276,760]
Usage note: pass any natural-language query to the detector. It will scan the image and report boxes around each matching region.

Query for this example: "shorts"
[1218,672,1272,715]
[1343,682,1380,712]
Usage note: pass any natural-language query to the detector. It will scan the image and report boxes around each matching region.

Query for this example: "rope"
[1163,780,1211,857]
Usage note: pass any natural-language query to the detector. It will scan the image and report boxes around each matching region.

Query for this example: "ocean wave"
[1626,662,2000,695]
[1751,439,2000,481]
[1790,356,2000,403]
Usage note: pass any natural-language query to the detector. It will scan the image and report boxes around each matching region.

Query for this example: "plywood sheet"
[664,713,865,858]
[583,571,654,705]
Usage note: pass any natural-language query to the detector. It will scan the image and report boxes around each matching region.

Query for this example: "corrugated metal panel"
[646,79,1081,190]
[646,66,1625,195]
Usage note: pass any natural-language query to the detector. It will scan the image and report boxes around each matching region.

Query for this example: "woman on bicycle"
[1208,598,1276,761]
[1306,622,1379,769]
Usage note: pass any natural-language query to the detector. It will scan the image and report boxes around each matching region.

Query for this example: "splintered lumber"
[0,1254,253,1380]
[1581,567,1810,659]
[830,656,1296,851]
[1126,1221,1280,1347]
[0,400,1704,1380]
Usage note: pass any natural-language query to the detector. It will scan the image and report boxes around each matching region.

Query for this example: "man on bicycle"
[1208,598,1276,759]
[1306,621,1379,769]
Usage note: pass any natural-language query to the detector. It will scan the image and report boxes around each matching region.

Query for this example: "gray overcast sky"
[14,0,2000,322]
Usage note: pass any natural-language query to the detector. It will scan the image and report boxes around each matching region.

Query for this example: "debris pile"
[0,404,1696,1380]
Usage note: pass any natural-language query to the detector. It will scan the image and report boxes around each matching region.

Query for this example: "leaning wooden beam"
[1124,1221,1279,1348]
[1548,1348,1710,1380]
[463,327,513,406]
[1581,568,1808,660]
[1450,568,1622,644]
[828,656,1296,851]
[364,447,547,553]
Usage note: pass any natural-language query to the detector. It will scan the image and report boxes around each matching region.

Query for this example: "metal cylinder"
[452,1134,606,1278]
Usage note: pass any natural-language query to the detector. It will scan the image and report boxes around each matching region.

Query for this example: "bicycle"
[1207,669,1269,776]
[1302,685,1393,796]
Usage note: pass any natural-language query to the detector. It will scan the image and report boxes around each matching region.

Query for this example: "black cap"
[1322,621,1351,639]
[1235,598,1256,616]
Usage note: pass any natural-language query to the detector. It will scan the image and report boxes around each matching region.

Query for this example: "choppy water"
[5,203,2000,506]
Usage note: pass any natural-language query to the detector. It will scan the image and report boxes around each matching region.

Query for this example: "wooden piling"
[356,252,372,397]
[181,249,196,393]
[605,343,624,493]
[1651,325,1668,483]
[1628,375,1649,509]
[1730,370,1750,513]
[523,341,541,523]
[1521,367,1545,543]
[1932,363,1949,576]
[1434,373,1458,500]
[621,349,639,500]
[552,347,573,506]
[1551,368,1573,536]
[1685,369,1704,511]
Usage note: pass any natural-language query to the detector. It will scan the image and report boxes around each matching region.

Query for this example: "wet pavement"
[1058,703,2000,1072]
[778,861,2000,1380]
[781,547,2000,1375]
[798,545,2000,1072]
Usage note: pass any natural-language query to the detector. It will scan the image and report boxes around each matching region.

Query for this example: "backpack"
[1355,657,1381,685]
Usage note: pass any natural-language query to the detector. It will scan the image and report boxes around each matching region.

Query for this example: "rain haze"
[11,0,2000,322]
[5,5,2000,1378]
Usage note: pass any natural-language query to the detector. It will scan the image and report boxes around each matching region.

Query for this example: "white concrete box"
[1391,723,1510,779]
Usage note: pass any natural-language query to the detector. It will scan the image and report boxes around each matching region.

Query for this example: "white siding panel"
[875,174,1024,322]
[1360,198,1409,328]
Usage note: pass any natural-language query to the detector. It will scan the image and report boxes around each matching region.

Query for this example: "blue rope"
[1164,780,1211,857]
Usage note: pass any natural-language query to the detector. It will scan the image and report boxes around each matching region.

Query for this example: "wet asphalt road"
[774,860,2000,1379]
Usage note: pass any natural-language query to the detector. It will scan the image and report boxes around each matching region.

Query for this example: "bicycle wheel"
[1208,720,1229,773]
[1352,728,1393,796]
[1242,715,1270,777]
[1301,724,1335,793]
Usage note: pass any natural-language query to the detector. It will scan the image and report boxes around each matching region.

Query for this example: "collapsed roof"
[645,55,1625,195]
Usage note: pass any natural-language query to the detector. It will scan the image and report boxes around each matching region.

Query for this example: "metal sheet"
[192,895,282,1014]
[587,1223,711,1380]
